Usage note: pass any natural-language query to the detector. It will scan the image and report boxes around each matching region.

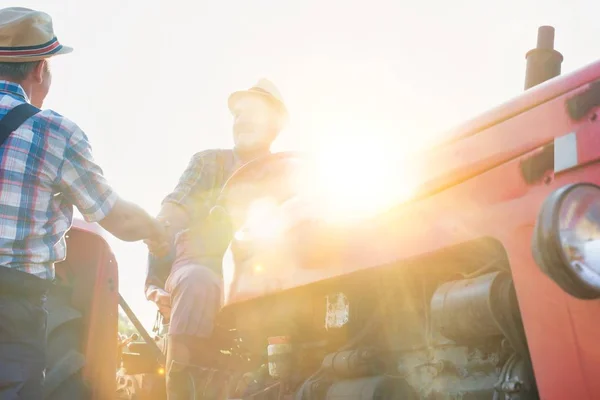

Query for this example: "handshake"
[144,216,174,319]
[144,217,173,258]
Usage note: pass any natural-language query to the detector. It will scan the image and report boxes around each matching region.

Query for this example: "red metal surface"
[56,221,118,399]
[70,217,112,240]
[434,59,600,145]
[224,58,600,399]
[576,121,600,167]
[414,77,596,200]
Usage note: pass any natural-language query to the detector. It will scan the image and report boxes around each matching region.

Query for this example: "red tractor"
[48,26,600,399]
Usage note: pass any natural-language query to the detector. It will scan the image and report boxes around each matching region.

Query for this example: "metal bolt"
[501,379,523,393]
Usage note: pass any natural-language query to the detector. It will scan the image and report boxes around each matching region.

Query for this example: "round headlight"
[532,182,600,299]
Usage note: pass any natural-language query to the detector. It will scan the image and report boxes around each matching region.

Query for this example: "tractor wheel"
[43,287,90,400]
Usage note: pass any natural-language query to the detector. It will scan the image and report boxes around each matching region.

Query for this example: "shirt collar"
[233,147,271,165]
[0,80,30,102]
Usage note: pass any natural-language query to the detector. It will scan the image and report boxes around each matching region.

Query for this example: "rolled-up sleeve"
[58,126,118,223]
[162,150,215,218]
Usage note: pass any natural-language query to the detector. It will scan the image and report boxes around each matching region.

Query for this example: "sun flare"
[309,126,419,223]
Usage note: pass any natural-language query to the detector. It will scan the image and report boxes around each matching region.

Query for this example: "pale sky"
[7,0,597,330]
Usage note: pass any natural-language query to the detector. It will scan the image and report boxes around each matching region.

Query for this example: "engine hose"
[294,303,384,400]
[492,353,517,400]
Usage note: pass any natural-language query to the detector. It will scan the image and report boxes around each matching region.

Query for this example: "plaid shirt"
[163,149,239,221]
[145,149,241,291]
[0,81,118,280]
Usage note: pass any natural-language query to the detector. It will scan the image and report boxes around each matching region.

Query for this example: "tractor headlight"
[532,183,600,299]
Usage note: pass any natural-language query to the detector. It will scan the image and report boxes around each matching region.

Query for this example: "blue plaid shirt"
[0,81,118,280]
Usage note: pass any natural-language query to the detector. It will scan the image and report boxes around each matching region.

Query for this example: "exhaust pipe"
[524,26,563,90]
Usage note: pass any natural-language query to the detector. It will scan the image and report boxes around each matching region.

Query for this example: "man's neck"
[234,146,271,163]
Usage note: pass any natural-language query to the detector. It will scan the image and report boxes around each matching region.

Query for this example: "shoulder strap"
[214,149,233,188]
[0,103,40,148]
[216,150,225,187]
[222,150,236,184]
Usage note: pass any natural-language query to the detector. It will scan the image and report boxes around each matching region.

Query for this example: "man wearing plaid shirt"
[0,7,168,398]
[144,78,289,399]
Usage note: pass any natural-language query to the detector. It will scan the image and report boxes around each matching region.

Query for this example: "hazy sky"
[8,0,597,329]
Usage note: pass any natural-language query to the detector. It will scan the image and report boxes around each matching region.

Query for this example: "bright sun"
[234,122,422,242]
[308,127,419,223]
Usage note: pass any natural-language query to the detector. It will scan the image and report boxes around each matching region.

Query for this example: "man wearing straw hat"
[0,7,168,398]
[144,78,289,398]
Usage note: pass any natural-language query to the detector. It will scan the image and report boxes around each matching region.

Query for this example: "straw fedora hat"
[228,78,289,125]
[0,7,73,63]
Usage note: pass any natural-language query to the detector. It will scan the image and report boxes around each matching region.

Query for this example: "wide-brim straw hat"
[0,7,73,63]
[228,78,289,126]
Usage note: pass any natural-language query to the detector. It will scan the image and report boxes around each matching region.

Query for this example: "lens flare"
[310,134,418,223]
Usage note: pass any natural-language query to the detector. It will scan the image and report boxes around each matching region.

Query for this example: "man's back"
[0,80,117,280]
[0,8,173,398]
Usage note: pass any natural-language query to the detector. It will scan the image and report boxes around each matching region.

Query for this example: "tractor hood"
[406,58,600,201]
[221,59,600,307]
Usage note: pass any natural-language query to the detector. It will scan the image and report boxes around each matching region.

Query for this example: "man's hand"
[144,218,171,258]
[146,286,171,319]
[100,198,170,243]
[144,238,170,258]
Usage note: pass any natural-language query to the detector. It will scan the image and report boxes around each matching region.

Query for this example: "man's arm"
[99,198,164,242]
[153,150,224,243]
[144,151,214,299]
[159,150,218,224]
[143,203,189,302]
[58,123,166,243]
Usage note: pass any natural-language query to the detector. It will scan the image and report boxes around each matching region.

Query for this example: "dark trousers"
[0,292,48,400]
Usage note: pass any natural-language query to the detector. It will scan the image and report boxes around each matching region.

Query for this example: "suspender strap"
[0,103,45,294]
[0,103,40,148]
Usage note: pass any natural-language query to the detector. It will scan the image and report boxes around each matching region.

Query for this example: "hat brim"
[228,89,289,124]
[0,44,73,63]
